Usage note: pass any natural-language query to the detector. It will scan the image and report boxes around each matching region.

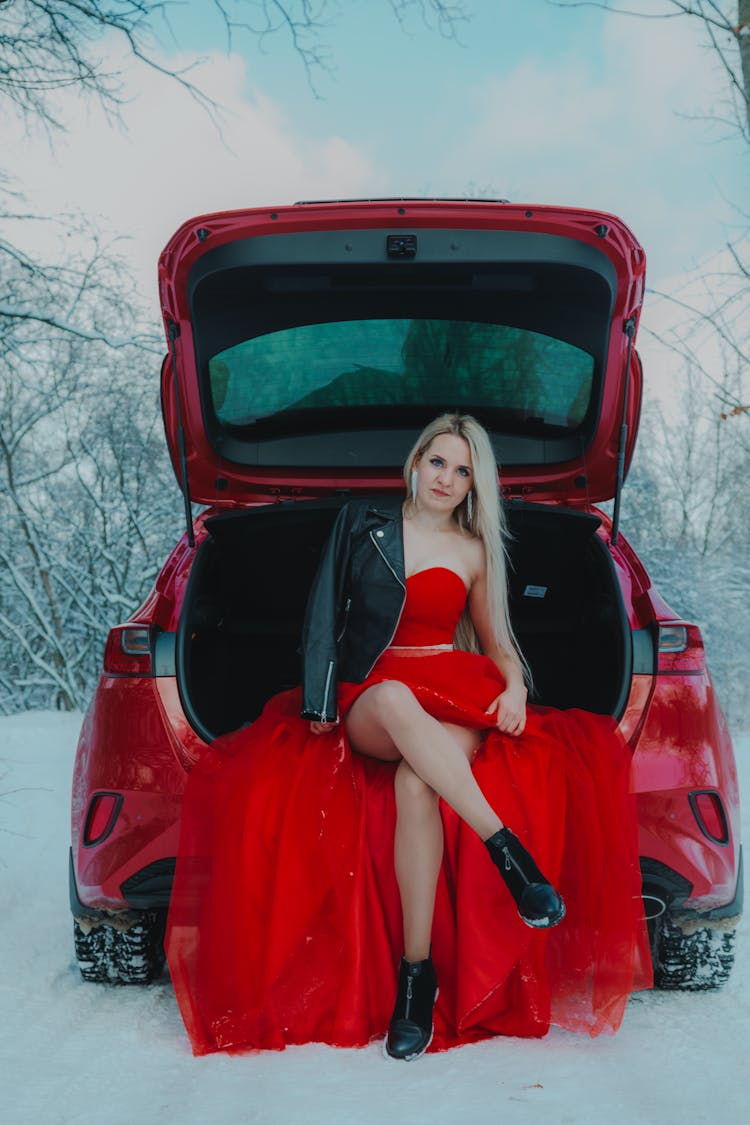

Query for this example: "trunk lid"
[158,199,645,506]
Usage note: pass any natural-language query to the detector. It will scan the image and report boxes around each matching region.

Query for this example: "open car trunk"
[161,202,645,512]
[176,498,632,743]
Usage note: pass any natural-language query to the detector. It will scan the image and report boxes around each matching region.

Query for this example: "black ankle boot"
[485,827,566,928]
[384,954,438,1061]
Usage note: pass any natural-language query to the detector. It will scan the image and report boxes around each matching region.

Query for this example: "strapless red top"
[390,566,468,647]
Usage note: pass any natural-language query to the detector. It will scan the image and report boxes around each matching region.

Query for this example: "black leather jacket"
[301,497,407,721]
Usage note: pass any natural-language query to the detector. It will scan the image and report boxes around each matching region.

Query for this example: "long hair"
[402,413,530,684]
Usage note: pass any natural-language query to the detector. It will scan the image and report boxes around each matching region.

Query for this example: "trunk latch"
[386,234,417,259]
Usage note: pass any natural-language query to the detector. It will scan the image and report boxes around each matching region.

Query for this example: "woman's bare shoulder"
[457,530,486,585]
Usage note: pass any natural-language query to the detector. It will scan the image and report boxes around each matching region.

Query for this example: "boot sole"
[383,988,439,1062]
[522,897,566,928]
[383,1027,434,1062]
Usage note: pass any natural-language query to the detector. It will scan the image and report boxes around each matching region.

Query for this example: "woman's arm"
[467,560,527,736]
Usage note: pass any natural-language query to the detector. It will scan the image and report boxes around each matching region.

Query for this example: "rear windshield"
[208,319,594,433]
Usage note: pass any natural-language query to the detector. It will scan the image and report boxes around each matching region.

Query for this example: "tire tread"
[73,911,166,985]
[653,913,737,991]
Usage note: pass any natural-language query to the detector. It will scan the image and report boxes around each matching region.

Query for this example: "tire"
[73,910,166,985]
[652,911,738,991]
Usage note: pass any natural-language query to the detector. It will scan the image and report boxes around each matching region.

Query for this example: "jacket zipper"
[362,530,406,678]
[369,529,406,590]
[336,596,352,643]
[502,846,528,882]
[314,598,351,719]
[320,659,335,720]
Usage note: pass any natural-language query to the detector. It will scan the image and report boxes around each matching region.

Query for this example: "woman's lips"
[431,488,450,497]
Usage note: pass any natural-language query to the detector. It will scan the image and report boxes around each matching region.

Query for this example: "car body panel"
[632,671,740,910]
[72,681,187,910]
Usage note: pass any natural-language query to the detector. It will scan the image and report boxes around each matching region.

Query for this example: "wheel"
[73,910,166,984]
[652,911,738,991]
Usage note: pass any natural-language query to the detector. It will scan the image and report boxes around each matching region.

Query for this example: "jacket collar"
[367,496,406,585]
[367,495,404,521]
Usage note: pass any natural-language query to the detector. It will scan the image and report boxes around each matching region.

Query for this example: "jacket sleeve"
[300,503,353,721]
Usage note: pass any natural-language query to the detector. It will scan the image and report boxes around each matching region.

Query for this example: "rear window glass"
[208,319,594,432]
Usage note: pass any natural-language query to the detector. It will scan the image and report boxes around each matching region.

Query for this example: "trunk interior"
[176,498,632,743]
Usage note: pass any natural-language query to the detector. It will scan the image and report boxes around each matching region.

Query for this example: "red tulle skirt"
[165,647,652,1056]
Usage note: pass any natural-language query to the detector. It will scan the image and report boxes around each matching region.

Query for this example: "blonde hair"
[403,413,530,684]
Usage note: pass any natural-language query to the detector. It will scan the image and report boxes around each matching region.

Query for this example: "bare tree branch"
[646,285,750,367]
[0,0,472,122]
[548,1,750,138]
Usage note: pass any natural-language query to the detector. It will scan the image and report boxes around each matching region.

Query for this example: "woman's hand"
[485,685,527,737]
[309,720,338,736]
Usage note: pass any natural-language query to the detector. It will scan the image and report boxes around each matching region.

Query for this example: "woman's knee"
[366,679,419,722]
[395,760,437,806]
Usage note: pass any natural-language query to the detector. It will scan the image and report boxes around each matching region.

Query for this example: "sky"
[2,0,747,322]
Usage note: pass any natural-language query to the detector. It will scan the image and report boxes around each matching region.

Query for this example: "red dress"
[166,567,651,1055]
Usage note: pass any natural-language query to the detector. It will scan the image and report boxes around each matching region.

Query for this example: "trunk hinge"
[610,316,636,547]
[167,321,195,549]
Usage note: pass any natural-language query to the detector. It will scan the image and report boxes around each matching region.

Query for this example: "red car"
[70,199,742,990]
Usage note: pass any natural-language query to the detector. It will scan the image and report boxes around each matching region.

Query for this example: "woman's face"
[413,433,473,515]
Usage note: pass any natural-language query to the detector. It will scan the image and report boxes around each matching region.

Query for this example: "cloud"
[1,41,383,311]
[438,13,743,282]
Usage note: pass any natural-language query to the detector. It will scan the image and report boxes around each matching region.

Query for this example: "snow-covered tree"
[0,229,178,711]
[621,358,750,727]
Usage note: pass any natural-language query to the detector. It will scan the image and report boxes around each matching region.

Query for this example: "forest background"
[0,0,748,727]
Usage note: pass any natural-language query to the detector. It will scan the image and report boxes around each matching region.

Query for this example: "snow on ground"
[1,712,747,1125]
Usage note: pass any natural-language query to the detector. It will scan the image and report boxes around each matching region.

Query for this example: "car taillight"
[103,625,153,675]
[657,624,706,674]
[689,790,730,845]
[83,793,123,847]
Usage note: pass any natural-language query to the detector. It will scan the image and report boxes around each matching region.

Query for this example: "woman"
[166,414,650,1059]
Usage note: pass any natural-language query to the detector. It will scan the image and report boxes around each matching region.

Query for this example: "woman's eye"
[458,467,471,478]
[429,457,444,468]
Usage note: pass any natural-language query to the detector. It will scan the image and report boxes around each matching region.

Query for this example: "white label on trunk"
[523,584,548,598]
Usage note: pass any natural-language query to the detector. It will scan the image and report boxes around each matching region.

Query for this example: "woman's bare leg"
[345,680,503,840]
[394,724,481,961]
[394,762,442,962]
